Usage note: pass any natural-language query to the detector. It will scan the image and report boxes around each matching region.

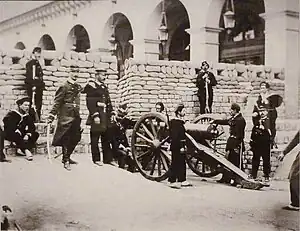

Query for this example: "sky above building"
[0,1,52,22]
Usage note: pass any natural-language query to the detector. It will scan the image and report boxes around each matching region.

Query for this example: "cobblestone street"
[0,154,299,231]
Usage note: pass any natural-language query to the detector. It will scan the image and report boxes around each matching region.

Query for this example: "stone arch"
[38,34,56,50]
[14,42,26,50]
[66,24,90,52]
[102,13,134,78]
[146,0,191,61]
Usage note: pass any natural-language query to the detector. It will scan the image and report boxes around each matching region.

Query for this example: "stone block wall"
[121,58,285,121]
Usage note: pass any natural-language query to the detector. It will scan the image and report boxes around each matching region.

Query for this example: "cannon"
[131,112,264,190]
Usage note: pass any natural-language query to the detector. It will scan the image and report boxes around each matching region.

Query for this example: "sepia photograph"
[0,0,299,230]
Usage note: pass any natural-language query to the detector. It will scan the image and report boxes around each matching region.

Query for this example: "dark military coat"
[82,80,112,133]
[25,59,45,90]
[214,113,246,151]
[49,79,82,146]
[169,118,186,151]
[196,70,217,98]
[3,110,36,139]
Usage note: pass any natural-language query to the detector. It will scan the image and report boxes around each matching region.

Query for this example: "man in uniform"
[168,104,192,189]
[212,103,246,186]
[110,104,136,172]
[3,97,39,161]
[196,61,217,114]
[83,69,113,166]
[47,67,83,171]
[0,101,11,163]
[25,47,45,122]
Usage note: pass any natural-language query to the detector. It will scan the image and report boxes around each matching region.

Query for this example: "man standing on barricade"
[25,47,45,122]
[47,66,83,171]
[212,103,246,186]
[196,61,217,114]
[83,69,113,166]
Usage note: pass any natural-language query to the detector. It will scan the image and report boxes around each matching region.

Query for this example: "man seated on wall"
[3,97,39,161]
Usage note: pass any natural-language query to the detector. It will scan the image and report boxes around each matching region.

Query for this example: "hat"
[175,103,185,115]
[201,60,209,67]
[16,96,31,105]
[231,103,240,112]
[32,47,41,54]
[95,68,107,74]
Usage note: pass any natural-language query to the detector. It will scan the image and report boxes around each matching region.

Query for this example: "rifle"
[31,65,40,123]
[204,72,210,114]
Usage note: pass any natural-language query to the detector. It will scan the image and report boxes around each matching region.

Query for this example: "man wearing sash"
[25,47,45,122]
[196,61,217,114]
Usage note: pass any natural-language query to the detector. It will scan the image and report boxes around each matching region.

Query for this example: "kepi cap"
[16,96,31,105]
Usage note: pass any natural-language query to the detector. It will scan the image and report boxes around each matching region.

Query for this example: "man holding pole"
[25,47,45,122]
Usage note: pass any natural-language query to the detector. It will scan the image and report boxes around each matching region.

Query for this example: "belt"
[65,103,79,107]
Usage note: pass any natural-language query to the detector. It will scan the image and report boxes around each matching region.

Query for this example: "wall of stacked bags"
[0,49,291,176]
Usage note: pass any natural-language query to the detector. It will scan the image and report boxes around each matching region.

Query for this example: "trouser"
[168,148,186,183]
[27,87,43,121]
[90,129,112,163]
[251,146,271,178]
[221,147,241,183]
[5,131,39,153]
[198,92,213,114]
[61,117,82,163]
[0,127,6,160]
[269,109,277,146]
[115,149,136,172]
[290,176,299,207]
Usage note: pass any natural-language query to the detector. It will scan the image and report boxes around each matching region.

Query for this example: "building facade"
[0,0,299,118]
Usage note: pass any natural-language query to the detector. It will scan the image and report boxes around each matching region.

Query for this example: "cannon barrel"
[184,122,219,143]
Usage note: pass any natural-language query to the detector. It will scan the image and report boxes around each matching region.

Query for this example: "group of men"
[0,47,135,173]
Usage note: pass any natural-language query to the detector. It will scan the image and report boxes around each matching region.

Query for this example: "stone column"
[144,39,161,61]
[129,38,147,61]
[263,10,299,119]
[188,26,223,64]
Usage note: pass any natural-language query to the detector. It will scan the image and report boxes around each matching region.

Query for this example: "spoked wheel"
[186,114,227,177]
[131,112,171,181]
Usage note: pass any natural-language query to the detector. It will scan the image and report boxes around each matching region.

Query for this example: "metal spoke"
[134,144,151,148]
[136,132,153,144]
[148,118,157,138]
[136,150,151,160]
[160,151,169,170]
[150,154,158,176]
[141,123,155,140]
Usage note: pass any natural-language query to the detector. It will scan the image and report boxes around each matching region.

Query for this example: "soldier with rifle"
[25,47,45,122]
[47,67,83,171]
[196,61,217,114]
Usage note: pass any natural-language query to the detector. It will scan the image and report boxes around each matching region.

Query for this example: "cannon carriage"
[131,112,264,190]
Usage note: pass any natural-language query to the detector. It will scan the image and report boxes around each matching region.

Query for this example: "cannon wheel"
[131,112,171,181]
[185,114,227,178]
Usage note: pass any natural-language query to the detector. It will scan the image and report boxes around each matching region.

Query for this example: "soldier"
[249,106,271,183]
[110,105,136,172]
[278,130,299,211]
[155,102,165,113]
[25,47,45,122]
[47,67,83,171]
[196,61,217,114]
[254,81,277,148]
[83,69,113,166]
[3,97,39,161]
[168,104,192,189]
[212,103,246,186]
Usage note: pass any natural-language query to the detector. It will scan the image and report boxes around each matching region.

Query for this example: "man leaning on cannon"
[3,97,39,161]
[47,66,83,171]
[211,103,246,186]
